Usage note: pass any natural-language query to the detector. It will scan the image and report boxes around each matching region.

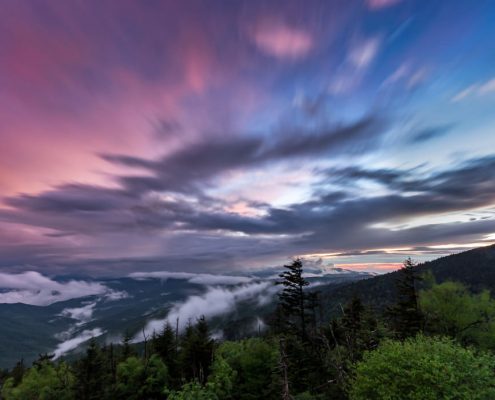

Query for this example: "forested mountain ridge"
[320,244,495,317]
[3,246,495,399]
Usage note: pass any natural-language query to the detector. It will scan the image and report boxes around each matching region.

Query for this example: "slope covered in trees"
[2,246,495,399]
[320,244,495,317]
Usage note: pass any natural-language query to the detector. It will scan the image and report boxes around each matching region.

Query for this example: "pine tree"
[306,291,322,336]
[277,259,310,340]
[153,322,179,387]
[329,296,380,359]
[179,317,214,384]
[74,338,106,400]
[120,329,136,361]
[386,258,423,339]
[33,353,55,369]
[194,316,214,384]
[11,358,25,386]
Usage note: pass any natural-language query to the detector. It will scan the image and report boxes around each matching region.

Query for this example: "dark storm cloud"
[4,184,130,213]
[4,155,495,239]
[103,116,383,194]
[0,115,383,237]
[171,155,495,253]
[324,155,495,201]
[1,136,495,273]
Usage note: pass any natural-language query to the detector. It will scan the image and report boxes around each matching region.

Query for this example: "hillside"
[320,244,495,317]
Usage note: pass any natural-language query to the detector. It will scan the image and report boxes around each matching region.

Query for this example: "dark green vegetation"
[0,270,369,368]
[321,244,495,315]
[2,244,495,399]
[0,278,205,368]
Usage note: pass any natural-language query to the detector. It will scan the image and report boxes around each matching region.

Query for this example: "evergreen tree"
[73,339,106,400]
[277,259,310,340]
[305,291,322,337]
[153,322,180,387]
[179,317,215,384]
[386,258,423,339]
[10,359,25,386]
[333,296,379,359]
[33,353,55,369]
[120,330,135,362]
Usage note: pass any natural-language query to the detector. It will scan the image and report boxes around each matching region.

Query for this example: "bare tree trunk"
[142,327,149,361]
[279,338,292,400]
[176,317,180,353]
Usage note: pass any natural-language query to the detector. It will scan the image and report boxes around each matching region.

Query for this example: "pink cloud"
[251,22,313,60]
[367,0,402,10]
[0,2,268,197]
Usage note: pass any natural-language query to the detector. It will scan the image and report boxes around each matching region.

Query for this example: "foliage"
[73,339,107,400]
[7,256,495,400]
[179,316,215,384]
[214,338,278,399]
[167,381,218,400]
[420,281,495,349]
[277,258,310,340]
[152,322,179,384]
[386,258,423,339]
[323,297,383,397]
[2,360,74,400]
[114,355,168,399]
[349,335,495,400]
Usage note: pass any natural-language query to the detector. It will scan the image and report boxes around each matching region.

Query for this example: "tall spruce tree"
[277,259,310,340]
[11,358,25,386]
[179,317,214,384]
[153,322,179,387]
[386,258,423,339]
[73,338,106,400]
[120,330,136,362]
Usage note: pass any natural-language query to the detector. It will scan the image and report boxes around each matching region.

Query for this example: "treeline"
[2,258,495,399]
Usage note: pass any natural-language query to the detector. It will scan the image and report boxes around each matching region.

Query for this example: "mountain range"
[1,245,494,369]
[0,266,370,369]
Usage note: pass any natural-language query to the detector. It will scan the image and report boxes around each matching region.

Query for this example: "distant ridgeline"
[320,244,495,318]
[2,245,495,399]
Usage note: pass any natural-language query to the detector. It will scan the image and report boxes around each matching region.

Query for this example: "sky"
[1,0,495,276]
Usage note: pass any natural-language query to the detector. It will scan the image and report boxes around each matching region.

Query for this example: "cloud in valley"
[130,271,253,285]
[141,281,275,336]
[0,271,126,305]
[53,328,104,359]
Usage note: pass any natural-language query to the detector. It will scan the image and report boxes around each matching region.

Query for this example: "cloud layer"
[0,272,110,305]
[0,0,494,275]
[53,328,104,359]
[141,281,274,336]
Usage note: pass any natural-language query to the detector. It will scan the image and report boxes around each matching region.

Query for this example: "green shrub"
[350,335,495,400]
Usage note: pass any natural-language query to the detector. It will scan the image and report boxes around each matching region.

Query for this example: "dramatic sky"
[1,0,495,276]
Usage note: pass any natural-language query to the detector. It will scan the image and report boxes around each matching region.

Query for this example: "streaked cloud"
[250,22,313,60]
[329,36,382,94]
[348,37,381,70]
[0,0,494,275]
[452,77,495,102]
[367,0,403,10]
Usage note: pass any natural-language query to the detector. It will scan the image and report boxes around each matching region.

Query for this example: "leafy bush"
[1,361,74,400]
[349,335,495,400]
[420,281,495,348]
